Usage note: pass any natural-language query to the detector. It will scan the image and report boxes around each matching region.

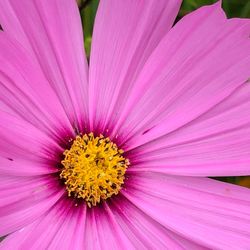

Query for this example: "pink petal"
[128,83,250,176]
[68,205,87,250]
[0,111,62,174]
[0,175,64,236]
[2,202,132,250]
[111,196,206,249]
[84,204,134,250]
[0,1,29,50]
[123,172,250,249]
[88,0,182,133]
[0,156,58,177]
[84,208,102,250]
[0,0,89,131]
[112,2,250,149]
[41,202,85,249]
[0,175,51,207]
[0,199,80,249]
[0,33,74,140]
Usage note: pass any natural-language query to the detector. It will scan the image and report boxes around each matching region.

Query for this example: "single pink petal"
[113,2,250,149]
[111,195,206,249]
[0,33,74,140]
[0,175,64,236]
[0,0,89,131]
[0,199,79,249]
[123,172,250,249]
[128,83,250,176]
[88,0,182,133]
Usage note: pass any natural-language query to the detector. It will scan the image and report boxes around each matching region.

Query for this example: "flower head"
[0,0,250,249]
[60,133,129,207]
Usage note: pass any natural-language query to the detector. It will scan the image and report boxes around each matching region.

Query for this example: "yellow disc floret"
[60,133,129,207]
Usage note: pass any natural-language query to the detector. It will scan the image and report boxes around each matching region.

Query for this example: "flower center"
[60,133,129,207]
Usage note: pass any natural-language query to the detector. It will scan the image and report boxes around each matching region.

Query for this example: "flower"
[0,0,250,249]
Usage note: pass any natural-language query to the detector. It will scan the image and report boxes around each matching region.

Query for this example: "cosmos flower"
[0,0,250,248]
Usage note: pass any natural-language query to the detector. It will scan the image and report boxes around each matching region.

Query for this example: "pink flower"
[0,0,250,249]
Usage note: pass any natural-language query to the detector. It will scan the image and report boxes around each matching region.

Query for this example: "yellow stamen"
[60,133,129,207]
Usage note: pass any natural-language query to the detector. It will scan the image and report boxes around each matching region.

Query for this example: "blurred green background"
[78,0,250,189]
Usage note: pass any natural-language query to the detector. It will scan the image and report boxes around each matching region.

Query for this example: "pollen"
[60,133,129,207]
